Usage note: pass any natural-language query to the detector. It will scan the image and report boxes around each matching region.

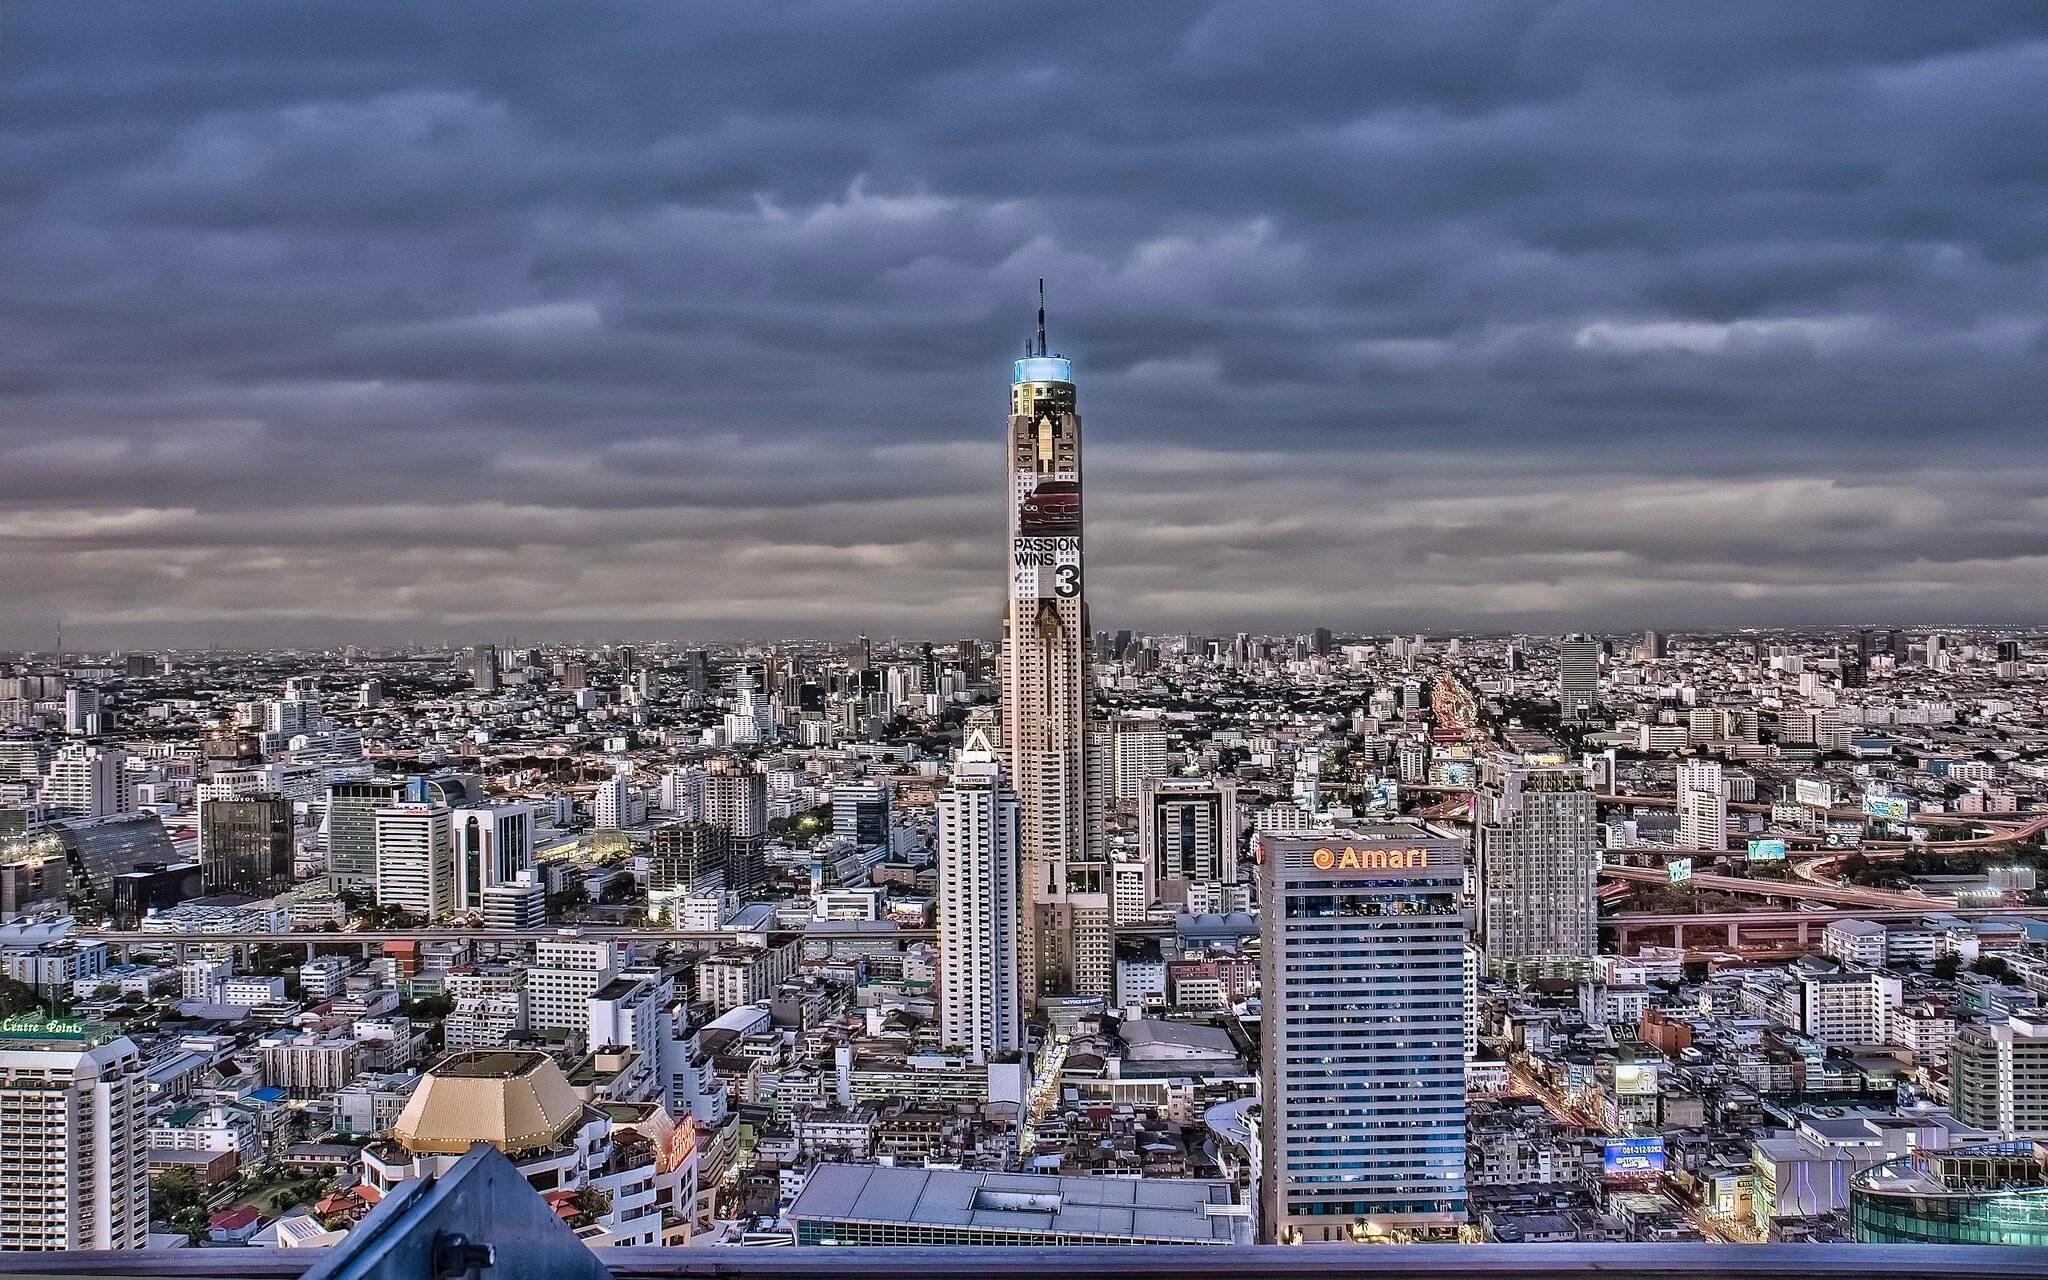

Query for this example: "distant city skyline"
[5,618,2046,653]
[6,5,2048,644]
[4,622,2048,659]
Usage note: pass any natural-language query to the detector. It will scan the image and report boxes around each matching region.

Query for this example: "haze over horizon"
[10,618,2046,657]
[5,2,2048,646]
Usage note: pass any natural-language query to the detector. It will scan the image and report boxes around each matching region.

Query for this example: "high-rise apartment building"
[0,1020,150,1251]
[703,758,767,896]
[1557,635,1600,719]
[649,822,729,896]
[660,765,706,820]
[587,971,669,1103]
[373,804,456,918]
[953,638,984,683]
[679,649,713,696]
[465,643,498,693]
[1786,708,1850,752]
[936,738,1022,1064]
[1257,823,1469,1242]
[1952,1013,2048,1138]
[38,745,127,821]
[1085,721,1114,866]
[265,695,319,738]
[592,775,631,830]
[1137,775,1239,906]
[831,782,891,849]
[1109,853,1152,925]
[882,664,922,714]
[1474,754,1598,979]
[198,793,294,897]
[723,668,773,745]
[63,687,101,736]
[1292,746,1323,814]
[1676,758,1728,852]
[1110,718,1170,802]
[325,778,406,892]
[449,802,533,911]
[703,759,766,837]
[326,774,478,892]
[1001,290,1105,1002]
[0,736,44,783]
[527,936,619,1034]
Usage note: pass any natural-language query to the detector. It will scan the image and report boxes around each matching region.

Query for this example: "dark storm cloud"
[3,1,2047,643]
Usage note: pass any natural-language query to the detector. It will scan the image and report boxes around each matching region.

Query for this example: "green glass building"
[1852,1142,2048,1245]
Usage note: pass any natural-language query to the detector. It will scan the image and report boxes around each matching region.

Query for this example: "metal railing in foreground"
[6,1244,2048,1280]
[1,1147,2044,1280]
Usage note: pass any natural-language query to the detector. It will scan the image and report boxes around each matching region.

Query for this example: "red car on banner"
[1018,479,1080,534]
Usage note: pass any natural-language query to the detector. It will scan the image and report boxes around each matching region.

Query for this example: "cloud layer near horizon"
[4,2,2047,644]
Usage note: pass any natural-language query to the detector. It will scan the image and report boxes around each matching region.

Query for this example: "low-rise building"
[787,1162,1253,1246]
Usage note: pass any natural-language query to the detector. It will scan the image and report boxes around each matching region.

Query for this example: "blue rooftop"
[1014,355,1072,384]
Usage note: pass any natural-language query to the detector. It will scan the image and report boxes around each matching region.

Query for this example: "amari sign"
[1310,845,1430,871]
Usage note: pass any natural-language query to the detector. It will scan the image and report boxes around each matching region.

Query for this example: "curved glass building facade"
[1852,1141,2048,1245]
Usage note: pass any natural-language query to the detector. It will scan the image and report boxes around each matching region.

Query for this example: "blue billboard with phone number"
[1603,1136,1667,1176]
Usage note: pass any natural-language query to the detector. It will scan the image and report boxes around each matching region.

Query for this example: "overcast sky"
[4,2,2046,647]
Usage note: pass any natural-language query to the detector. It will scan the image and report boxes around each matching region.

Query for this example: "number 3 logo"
[1053,563,1080,597]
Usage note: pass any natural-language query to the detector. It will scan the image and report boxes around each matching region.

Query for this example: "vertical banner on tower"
[1012,469,1082,601]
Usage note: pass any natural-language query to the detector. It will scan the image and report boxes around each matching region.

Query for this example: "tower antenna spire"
[1036,278,1047,357]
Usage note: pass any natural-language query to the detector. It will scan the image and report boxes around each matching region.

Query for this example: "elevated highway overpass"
[73,923,937,961]
[1610,903,2040,952]
[1599,863,1952,911]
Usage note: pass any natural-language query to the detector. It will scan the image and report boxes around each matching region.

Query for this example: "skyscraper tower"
[1557,633,1601,719]
[1257,822,1469,1242]
[937,731,1023,1063]
[703,757,769,896]
[198,793,294,897]
[466,643,499,692]
[1002,283,1106,1001]
[1138,775,1239,909]
[0,1019,150,1250]
[1676,757,1728,852]
[1475,752,1599,980]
